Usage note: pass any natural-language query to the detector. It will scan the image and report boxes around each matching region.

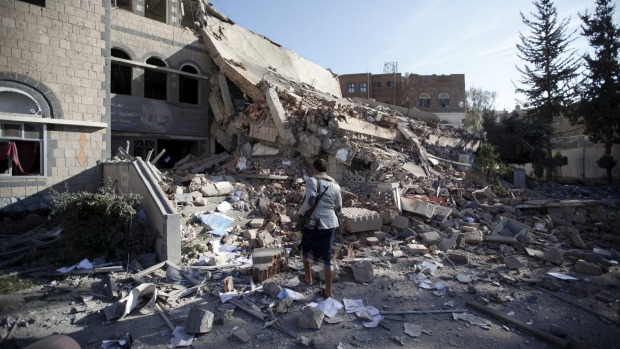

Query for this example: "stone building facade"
[0,0,211,212]
[339,72,466,125]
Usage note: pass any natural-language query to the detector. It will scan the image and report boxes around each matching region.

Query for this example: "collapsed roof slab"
[198,14,342,103]
[333,117,400,141]
[352,97,440,123]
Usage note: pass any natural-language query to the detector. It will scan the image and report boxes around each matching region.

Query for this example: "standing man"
[298,158,342,298]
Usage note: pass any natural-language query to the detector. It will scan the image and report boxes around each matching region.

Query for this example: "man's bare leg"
[324,269,334,297]
[303,261,312,284]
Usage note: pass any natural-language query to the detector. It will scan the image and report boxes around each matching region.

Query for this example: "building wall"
[405,74,465,113]
[339,73,465,116]
[0,0,110,212]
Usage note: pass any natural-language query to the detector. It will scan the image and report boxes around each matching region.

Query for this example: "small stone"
[407,244,429,255]
[185,308,214,334]
[467,285,477,294]
[400,227,417,239]
[257,231,275,247]
[574,260,603,275]
[448,252,469,265]
[504,256,524,270]
[542,248,564,265]
[365,237,380,246]
[299,306,324,329]
[540,276,561,291]
[373,231,387,241]
[232,328,252,343]
[243,229,258,239]
[391,216,410,230]
[392,250,404,258]
[263,281,282,298]
[352,260,374,283]
[249,218,264,228]
[298,335,312,347]
[265,221,277,232]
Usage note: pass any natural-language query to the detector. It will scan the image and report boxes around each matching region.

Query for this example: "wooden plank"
[133,261,167,278]
[70,266,124,275]
[466,301,569,348]
[166,261,203,286]
[106,274,120,300]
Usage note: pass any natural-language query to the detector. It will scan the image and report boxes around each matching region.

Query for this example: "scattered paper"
[196,213,234,236]
[547,272,578,281]
[315,297,343,318]
[453,312,492,328]
[343,299,366,313]
[169,326,194,347]
[56,258,95,273]
[404,323,422,338]
[357,306,383,328]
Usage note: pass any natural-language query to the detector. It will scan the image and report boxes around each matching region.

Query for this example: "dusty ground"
[1,194,619,349]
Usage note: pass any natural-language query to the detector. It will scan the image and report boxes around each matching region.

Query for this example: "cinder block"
[391,215,409,230]
[401,197,435,219]
[340,207,382,234]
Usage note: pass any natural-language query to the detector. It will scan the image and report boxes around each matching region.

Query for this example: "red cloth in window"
[6,141,26,174]
[16,141,39,175]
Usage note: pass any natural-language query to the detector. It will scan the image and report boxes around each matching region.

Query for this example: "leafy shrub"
[50,187,154,261]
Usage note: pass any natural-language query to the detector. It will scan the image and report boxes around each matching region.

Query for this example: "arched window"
[144,57,167,100]
[179,64,199,104]
[438,92,450,107]
[0,89,45,176]
[419,92,430,108]
[111,48,132,96]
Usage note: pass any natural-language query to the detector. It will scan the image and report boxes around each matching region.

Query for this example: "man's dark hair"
[313,158,328,172]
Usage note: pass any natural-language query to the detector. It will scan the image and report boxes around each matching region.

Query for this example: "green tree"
[463,87,496,133]
[570,0,620,184]
[515,0,579,181]
[483,111,552,177]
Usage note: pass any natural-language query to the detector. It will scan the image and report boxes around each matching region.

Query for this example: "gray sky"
[211,0,618,111]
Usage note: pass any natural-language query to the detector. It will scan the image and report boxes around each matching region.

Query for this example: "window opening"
[347,83,355,93]
[0,122,44,176]
[111,48,132,96]
[360,82,367,93]
[373,81,381,88]
[419,92,431,108]
[179,65,199,104]
[145,0,167,23]
[144,57,167,100]
[438,92,450,107]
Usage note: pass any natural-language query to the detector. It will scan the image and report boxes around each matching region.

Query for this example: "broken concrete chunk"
[232,328,252,343]
[258,198,271,216]
[503,256,524,270]
[525,247,544,258]
[437,233,457,251]
[351,260,374,283]
[263,281,282,298]
[200,184,219,197]
[373,231,387,241]
[542,248,564,265]
[419,231,441,245]
[265,221,277,232]
[574,260,603,275]
[407,244,429,255]
[391,216,410,230]
[185,308,214,334]
[365,237,380,246]
[448,252,469,265]
[401,197,436,219]
[257,231,276,247]
[299,306,324,330]
[249,218,264,228]
[243,229,258,239]
[462,230,482,244]
[492,219,529,239]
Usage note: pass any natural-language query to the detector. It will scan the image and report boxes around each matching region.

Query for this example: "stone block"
[258,197,271,216]
[391,215,410,230]
[278,213,291,224]
[574,260,603,275]
[401,197,435,219]
[299,306,324,330]
[249,218,264,228]
[340,207,382,234]
[243,229,258,239]
[543,248,564,265]
[263,281,282,298]
[365,237,380,246]
[265,221,277,232]
[351,260,374,283]
[232,329,252,343]
[462,230,482,244]
[407,244,429,255]
[185,308,214,334]
[257,231,275,247]
[448,252,469,265]
[504,256,524,270]
[200,184,219,197]
[419,231,441,245]
[214,181,233,195]
[373,231,387,241]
